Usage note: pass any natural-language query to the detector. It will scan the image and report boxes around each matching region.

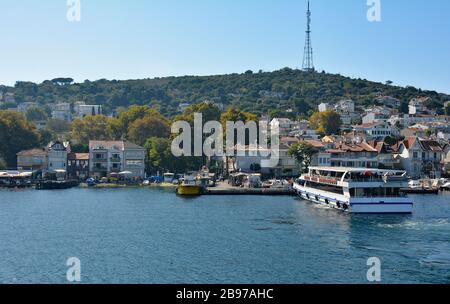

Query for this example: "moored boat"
[401,180,439,195]
[36,180,79,190]
[293,167,414,214]
[176,177,203,196]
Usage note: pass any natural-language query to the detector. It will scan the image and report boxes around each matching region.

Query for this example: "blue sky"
[0,0,449,93]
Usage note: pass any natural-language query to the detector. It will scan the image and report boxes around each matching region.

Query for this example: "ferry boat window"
[305,181,344,195]
[350,188,355,197]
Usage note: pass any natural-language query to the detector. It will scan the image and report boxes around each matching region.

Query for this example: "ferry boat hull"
[294,183,413,214]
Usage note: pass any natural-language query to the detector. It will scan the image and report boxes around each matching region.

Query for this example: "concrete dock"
[204,182,295,196]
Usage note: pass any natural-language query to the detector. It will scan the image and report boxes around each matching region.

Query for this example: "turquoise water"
[0,188,449,284]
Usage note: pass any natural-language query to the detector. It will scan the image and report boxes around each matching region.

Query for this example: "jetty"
[203,182,295,196]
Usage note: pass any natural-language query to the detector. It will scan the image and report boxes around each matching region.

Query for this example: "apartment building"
[89,140,145,179]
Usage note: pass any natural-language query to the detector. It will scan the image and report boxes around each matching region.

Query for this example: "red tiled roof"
[302,139,325,149]
[404,137,417,149]
[68,153,89,161]
[354,122,385,129]
[16,148,47,157]
[420,140,443,152]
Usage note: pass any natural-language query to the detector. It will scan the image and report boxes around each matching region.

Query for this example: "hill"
[1,68,449,118]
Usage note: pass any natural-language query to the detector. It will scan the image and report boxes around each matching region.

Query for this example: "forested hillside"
[1,68,448,118]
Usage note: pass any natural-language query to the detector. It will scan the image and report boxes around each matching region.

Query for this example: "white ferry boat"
[293,167,413,214]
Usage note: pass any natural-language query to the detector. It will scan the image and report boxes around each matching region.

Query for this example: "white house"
[409,97,431,115]
[47,141,71,174]
[89,140,145,179]
[318,103,331,113]
[353,122,396,140]
[397,137,445,179]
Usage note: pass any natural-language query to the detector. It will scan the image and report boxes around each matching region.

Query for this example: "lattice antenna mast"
[302,0,315,72]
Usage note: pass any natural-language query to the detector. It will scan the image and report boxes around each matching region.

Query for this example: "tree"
[0,110,40,167]
[288,142,317,173]
[384,135,399,147]
[26,107,48,121]
[46,119,72,134]
[144,137,203,174]
[175,101,221,124]
[71,115,115,144]
[220,107,257,127]
[116,105,166,137]
[0,158,7,170]
[445,103,450,116]
[127,115,170,146]
[309,111,342,136]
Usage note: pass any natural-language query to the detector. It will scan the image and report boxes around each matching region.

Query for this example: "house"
[397,137,444,179]
[318,103,331,113]
[67,153,90,180]
[47,141,71,174]
[17,102,38,113]
[367,140,401,169]
[362,106,392,124]
[4,93,15,103]
[334,99,358,129]
[16,148,48,171]
[401,127,428,138]
[228,143,299,177]
[89,140,145,179]
[324,142,379,168]
[375,96,401,108]
[178,103,191,113]
[76,105,102,118]
[409,97,432,115]
[335,99,355,113]
[388,114,448,128]
[270,118,298,137]
[353,122,396,140]
[51,103,71,121]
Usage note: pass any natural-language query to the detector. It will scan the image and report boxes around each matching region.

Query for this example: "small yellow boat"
[176,178,202,196]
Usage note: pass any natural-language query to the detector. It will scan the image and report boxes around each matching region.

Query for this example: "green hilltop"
[1,68,449,118]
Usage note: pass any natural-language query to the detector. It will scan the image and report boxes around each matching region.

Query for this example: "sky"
[0,0,449,94]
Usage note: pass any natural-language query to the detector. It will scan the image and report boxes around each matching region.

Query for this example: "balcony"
[110,157,121,163]
[93,167,108,172]
[93,158,108,163]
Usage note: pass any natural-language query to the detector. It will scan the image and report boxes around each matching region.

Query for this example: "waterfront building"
[228,143,299,177]
[47,141,71,175]
[67,153,90,180]
[323,142,379,168]
[397,137,445,179]
[16,148,48,171]
[89,140,145,179]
